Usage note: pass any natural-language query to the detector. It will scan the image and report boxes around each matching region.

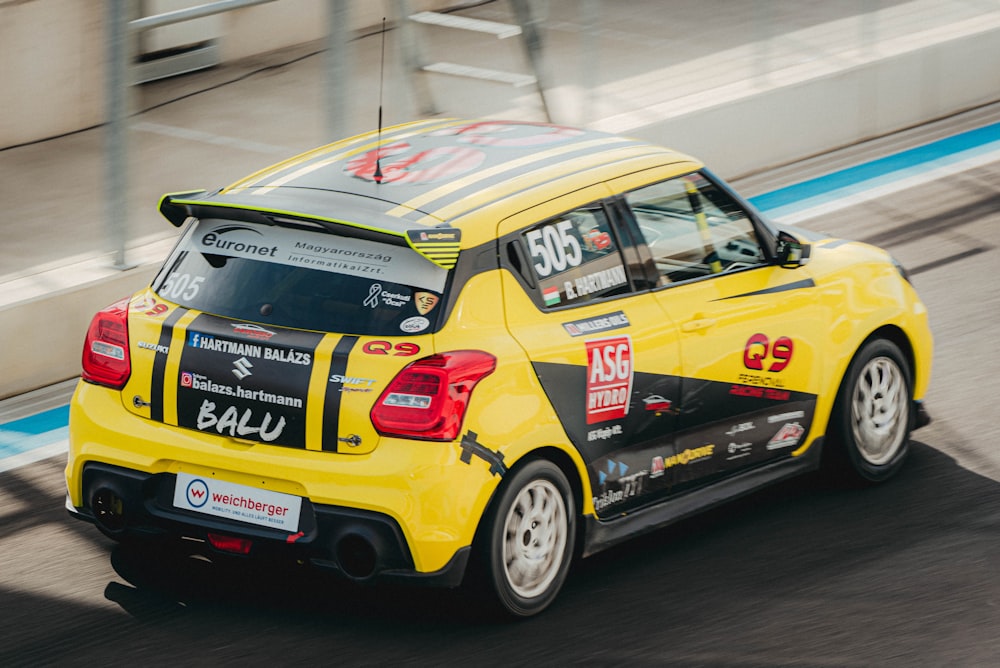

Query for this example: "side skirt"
[582,438,824,558]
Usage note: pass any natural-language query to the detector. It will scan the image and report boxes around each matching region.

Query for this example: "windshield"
[153,219,449,336]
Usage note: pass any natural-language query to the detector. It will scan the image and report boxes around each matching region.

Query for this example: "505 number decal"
[161,272,205,301]
[526,220,583,277]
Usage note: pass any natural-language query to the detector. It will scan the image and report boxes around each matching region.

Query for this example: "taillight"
[371,350,497,441]
[206,533,253,555]
[81,297,132,389]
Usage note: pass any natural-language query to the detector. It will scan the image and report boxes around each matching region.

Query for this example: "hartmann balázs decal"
[176,314,322,448]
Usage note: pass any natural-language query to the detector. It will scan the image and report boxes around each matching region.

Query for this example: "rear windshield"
[152,218,449,336]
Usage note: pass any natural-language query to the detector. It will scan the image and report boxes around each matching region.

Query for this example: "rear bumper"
[67,381,500,579]
[68,461,469,587]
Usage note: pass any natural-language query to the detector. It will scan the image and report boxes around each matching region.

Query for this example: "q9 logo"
[743,333,793,372]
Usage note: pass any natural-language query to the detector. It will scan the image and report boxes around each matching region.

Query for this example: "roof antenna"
[373,17,387,184]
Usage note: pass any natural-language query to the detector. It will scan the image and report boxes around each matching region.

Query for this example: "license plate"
[173,472,302,532]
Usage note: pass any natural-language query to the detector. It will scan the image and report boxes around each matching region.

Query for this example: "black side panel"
[533,360,819,518]
[532,360,681,516]
[582,438,825,557]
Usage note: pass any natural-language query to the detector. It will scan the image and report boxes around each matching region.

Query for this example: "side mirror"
[775,231,811,268]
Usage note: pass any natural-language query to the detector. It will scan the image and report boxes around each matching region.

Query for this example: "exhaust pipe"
[91,487,127,535]
[336,533,377,580]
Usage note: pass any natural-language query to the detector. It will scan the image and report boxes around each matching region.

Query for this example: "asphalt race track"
[1,116,998,665]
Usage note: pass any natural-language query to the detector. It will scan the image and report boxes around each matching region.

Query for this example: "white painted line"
[133,121,291,155]
[423,62,537,87]
[0,439,68,474]
[408,11,521,39]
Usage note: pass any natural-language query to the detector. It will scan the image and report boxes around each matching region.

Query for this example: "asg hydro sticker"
[585,335,634,425]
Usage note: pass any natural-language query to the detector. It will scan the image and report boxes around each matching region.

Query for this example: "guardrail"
[129,0,275,32]
[106,0,281,269]
[105,0,349,269]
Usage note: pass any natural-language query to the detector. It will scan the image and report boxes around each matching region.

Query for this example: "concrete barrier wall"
[0,0,440,148]
[594,14,1000,177]
[0,0,105,148]
[1,241,173,400]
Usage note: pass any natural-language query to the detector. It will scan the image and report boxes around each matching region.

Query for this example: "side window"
[521,207,630,308]
[626,172,765,284]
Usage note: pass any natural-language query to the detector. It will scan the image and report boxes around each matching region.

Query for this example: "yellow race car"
[67,119,932,617]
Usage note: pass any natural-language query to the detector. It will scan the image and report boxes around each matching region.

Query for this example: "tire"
[828,338,914,484]
[477,459,575,618]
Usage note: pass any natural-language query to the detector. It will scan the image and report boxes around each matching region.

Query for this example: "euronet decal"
[200,225,278,257]
[190,219,448,293]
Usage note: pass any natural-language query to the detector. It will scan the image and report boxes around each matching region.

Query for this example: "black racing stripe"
[393,138,643,223]
[149,307,188,422]
[436,150,685,227]
[322,335,360,452]
[713,278,816,301]
[252,119,455,187]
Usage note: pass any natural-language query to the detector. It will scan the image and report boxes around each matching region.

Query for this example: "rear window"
[153,219,449,336]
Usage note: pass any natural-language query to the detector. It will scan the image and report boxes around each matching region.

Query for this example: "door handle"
[681,317,716,333]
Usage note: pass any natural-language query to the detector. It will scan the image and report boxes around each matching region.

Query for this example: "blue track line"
[0,405,70,458]
[748,121,1000,217]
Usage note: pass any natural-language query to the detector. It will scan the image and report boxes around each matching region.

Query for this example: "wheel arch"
[469,445,589,560]
[827,324,915,421]
[867,324,915,382]
[822,326,916,482]
[841,324,916,398]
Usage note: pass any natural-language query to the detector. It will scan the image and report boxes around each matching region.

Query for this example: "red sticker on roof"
[345,143,486,185]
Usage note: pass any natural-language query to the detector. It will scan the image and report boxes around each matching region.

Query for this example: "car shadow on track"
[104,529,475,626]
[99,439,999,639]
[3,440,998,663]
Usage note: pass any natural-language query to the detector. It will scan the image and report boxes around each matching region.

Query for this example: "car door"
[497,185,685,517]
[611,169,827,492]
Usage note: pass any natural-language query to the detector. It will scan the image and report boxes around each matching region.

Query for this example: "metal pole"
[106,0,130,270]
[581,0,599,127]
[861,0,878,58]
[511,0,553,123]
[392,0,438,116]
[754,0,772,85]
[326,0,350,141]
[859,0,880,138]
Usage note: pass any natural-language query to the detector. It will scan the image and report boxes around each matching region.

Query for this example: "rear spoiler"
[158,190,462,270]
[158,190,208,227]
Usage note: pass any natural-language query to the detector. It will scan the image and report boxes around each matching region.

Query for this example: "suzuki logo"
[232,356,254,380]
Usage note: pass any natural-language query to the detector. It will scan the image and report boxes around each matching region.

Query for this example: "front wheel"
[478,459,575,617]
[829,338,914,483]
